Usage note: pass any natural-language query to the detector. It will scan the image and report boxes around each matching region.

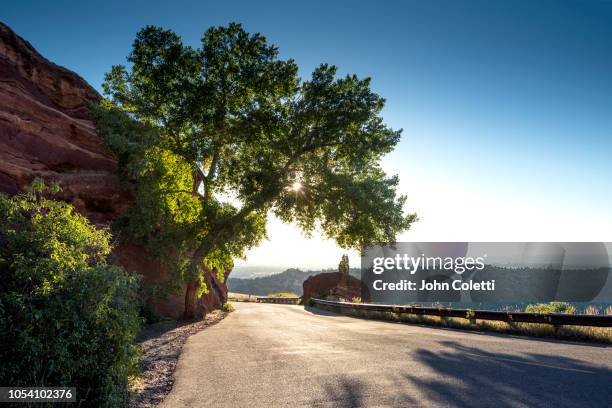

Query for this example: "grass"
[314,304,612,343]
[227,292,257,302]
[267,292,300,298]
[227,292,301,301]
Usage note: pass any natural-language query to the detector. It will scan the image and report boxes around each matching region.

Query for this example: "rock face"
[0,22,131,223]
[0,22,228,318]
[302,272,368,303]
[181,266,231,318]
[200,267,230,313]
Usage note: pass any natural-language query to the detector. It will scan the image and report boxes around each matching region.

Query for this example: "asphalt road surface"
[162,302,612,407]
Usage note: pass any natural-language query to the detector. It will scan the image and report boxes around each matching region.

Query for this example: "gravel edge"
[128,310,228,408]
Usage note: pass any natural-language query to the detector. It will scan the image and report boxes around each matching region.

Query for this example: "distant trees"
[98,23,416,318]
[338,254,350,275]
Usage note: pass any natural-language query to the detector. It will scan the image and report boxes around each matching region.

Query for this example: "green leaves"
[0,181,112,295]
[0,181,141,406]
[338,254,350,275]
[99,22,416,292]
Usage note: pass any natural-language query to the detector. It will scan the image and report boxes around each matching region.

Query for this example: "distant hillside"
[230,265,287,279]
[228,268,360,296]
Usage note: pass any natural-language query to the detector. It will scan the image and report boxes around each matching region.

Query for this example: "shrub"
[222,302,234,312]
[0,181,141,407]
[525,302,577,314]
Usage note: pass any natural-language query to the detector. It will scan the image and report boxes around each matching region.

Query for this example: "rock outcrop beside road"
[302,271,366,302]
[0,21,130,223]
[0,22,229,318]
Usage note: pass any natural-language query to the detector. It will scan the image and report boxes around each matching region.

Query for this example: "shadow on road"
[318,377,417,407]
[402,340,612,407]
[304,306,610,348]
[304,306,343,317]
[322,378,372,407]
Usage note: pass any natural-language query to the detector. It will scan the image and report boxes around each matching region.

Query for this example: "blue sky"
[3,1,612,270]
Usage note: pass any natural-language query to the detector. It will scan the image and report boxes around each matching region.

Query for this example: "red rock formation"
[111,242,185,319]
[200,267,231,313]
[0,22,229,318]
[302,272,368,303]
[114,244,229,319]
[0,22,131,223]
[182,266,231,319]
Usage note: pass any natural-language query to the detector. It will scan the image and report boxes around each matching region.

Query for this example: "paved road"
[162,303,612,407]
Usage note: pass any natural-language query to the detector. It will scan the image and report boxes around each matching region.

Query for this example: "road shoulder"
[129,310,228,408]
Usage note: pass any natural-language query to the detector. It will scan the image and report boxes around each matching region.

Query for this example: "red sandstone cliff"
[0,22,228,318]
[0,22,131,223]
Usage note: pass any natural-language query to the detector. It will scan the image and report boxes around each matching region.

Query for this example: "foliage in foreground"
[222,302,234,312]
[0,181,141,407]
[96,22,416,317]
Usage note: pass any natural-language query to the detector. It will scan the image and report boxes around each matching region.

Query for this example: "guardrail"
[257,297,301,304]
[309,298,612,327]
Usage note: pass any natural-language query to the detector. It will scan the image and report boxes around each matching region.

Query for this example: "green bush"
[525,302,577,314]
[222,302,234,312]
[0,181,141,407]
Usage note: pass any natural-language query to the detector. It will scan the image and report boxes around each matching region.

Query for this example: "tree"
[100,23,417,318]
[338,254,350,275]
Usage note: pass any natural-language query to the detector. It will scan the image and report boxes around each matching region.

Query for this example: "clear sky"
[3,1,612,271]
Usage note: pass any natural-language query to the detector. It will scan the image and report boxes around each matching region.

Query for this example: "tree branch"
[189,135,344,273]
[201,151,219,204]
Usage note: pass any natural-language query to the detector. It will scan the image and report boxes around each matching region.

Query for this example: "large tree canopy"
[99,23,416,317]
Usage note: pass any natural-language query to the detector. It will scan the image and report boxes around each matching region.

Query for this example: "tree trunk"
[183,278,203,319]
[183,198,268,320]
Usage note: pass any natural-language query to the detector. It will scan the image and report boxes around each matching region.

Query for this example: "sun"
[290,181,303,192]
